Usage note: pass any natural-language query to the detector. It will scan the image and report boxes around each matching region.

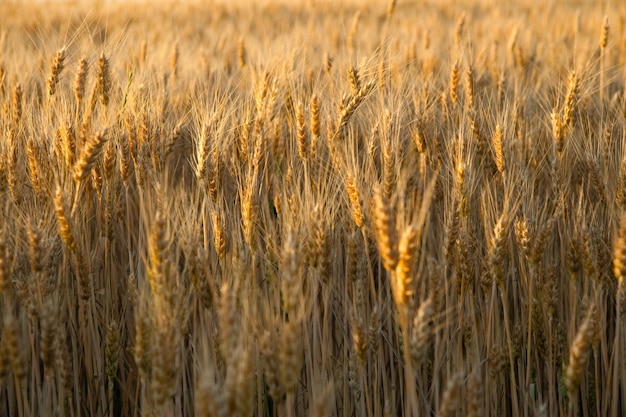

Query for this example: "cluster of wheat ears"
[1,0,626,416]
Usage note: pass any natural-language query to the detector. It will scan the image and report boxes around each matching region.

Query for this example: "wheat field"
[0,0,625,416]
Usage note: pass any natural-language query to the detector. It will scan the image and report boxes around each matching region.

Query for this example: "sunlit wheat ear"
[565,304,598,401]
[169,42,179,77]
[74,129,108,185]
[211,211,227,259]
[344,175,365,229]
[296,101,308,159]
[614,212,626,313]
[26,139,41,195]
[310,94,321,150]
[492,124,504,173]
[449,61,459,105]
[550,110,565,155]
[563,71,579,128]
[372,185,398,272]
[386,0,396,18]
[335,79,375,138]
[54,186,77,252]
[395,224,420,308]
[46,46,66,97]
[348,67,362,95]
[600,15,609,49]
[489,211,510,288]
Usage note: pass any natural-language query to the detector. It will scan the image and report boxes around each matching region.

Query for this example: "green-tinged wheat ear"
[565,304,598,401]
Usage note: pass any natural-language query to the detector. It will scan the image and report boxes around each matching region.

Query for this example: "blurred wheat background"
[0,0,625,416]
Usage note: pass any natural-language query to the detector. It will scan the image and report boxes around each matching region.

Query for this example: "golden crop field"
[0,0,625,416]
